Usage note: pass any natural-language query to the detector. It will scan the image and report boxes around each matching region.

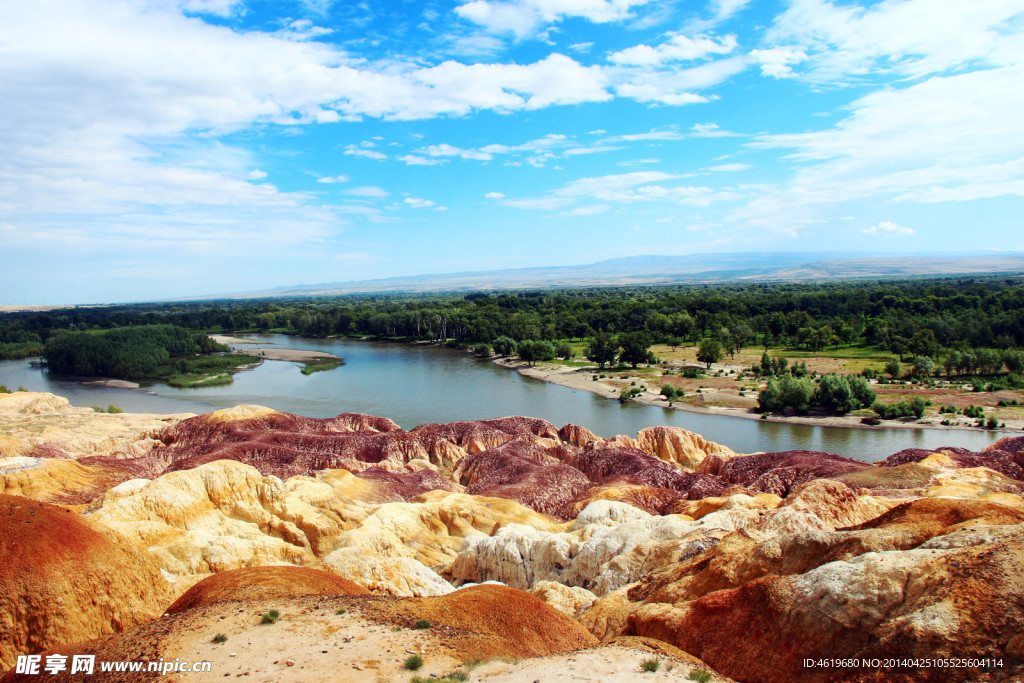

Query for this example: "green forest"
[38,324,253,386]
[2,275,1023,384]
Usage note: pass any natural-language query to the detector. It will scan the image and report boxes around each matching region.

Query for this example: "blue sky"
[2,0,1023,304]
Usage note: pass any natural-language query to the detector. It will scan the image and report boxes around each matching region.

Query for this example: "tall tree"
[585,331,618,369]
[696,338,723,368]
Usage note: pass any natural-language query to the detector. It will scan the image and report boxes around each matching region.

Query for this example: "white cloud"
[707,163,751,172]
[316,174,349,183]
[344,146,388,160]
[419,143,494,160]
[397,155,446,166]
[766,0,1024,81]
[610,56,746,105]
[562,204,611,215]
[748,65,1024,207]
[862,221,914,236]
[455,0,654,38]
[503,171,741,209]
[691,123,740,137]
[403,197,446,210]
[246,169,268,180]
[609,33,738,66]
[485,192,505,199]
[748,47,807,78]
[345,186,389,198]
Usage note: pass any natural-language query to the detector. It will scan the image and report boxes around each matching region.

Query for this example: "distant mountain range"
[197,251,1024,300]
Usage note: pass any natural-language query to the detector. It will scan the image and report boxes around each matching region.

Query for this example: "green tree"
[885,357,901,379]
[912,355,935,378]
[585,331,618,369]
[492,336,517,357]
[696,338,723,368]
[618,332,652,368]
[555,341,574,360]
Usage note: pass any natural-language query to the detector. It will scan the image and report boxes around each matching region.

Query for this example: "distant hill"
[194,251,1024,300]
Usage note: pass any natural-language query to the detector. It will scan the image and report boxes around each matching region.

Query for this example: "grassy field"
[300,357,345,375]
[525,341,1024,427]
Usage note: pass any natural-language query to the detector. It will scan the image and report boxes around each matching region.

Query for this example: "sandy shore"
[210,334,261,345]
[233,347,342,363]
[82,379,140,389]
[493,357,1023,433]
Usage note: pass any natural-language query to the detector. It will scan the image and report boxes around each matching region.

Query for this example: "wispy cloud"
[862,221,914,236]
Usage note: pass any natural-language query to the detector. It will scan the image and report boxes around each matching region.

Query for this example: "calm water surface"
[0,334,1008,462]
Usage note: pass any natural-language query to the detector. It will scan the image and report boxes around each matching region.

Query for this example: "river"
[0,334,1008,462]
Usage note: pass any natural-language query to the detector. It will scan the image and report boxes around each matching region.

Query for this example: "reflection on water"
[0,334,1007,463]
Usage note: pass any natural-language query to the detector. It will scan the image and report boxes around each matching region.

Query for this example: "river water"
[0,334,1008,462]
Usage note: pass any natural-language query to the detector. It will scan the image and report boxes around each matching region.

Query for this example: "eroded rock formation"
[2,392,1023,682]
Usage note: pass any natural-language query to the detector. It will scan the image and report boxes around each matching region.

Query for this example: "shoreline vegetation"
[210,335,345,375]
[3,277,1021,429]
[491,356,1018,433]
[221,332,1023,434]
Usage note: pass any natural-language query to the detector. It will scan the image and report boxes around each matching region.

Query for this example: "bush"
[211,633,227,644]
[987,416,999,429]
[660,385,684,402]
[413,619,432,630]
[689,670,712,683]
[640,658,661,673]
[555,341,574,360]
[872,397,927,420]
[260,610,280,625]
[404,655,424,671]
[491,336,516,357]
[759,374,815,414]
[619,387,643,402]
[0,385,9,393]
[472,343,492,358]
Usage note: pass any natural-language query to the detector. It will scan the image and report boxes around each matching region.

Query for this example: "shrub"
[335,608,346,615]
[413,619,432,630]
[619,387,642,402]
[472,343,492,358]
[211,633,227,644]
[987,416,999,429]
[491,336,516,357]
[640,658,661,673]
[404,655,424,671]
[0,385,9,393]
[260,610,280,625]
[689,670,712,683]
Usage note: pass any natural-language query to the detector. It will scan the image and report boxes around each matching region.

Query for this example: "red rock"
[718,450,871,496]
[0,494,173,670]
[165,566,368,614]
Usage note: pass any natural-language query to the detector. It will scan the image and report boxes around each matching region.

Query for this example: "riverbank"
[493,357,1024,434]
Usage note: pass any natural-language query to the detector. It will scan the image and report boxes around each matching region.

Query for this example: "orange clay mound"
[389,584,598,659]
[841,495,1024,534]
[0,494,173,670]
[166,566,368,614]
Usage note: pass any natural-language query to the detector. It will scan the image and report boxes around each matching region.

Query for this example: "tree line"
[3,275,1023,369]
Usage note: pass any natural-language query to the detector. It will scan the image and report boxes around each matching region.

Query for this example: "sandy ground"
[82,379,141,389]
[494,358,1024,434]
[233,348,342,363]
[150,596,729,683]
[210,335,261,345]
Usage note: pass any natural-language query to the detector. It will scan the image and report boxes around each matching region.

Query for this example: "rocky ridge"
[1,392,1022,682]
